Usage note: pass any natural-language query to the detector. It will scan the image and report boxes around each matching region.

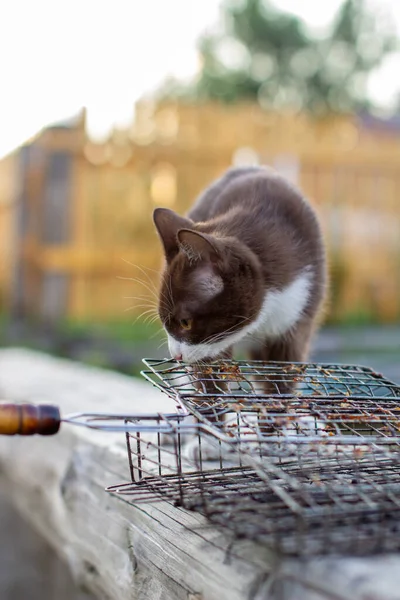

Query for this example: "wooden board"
[0,349,400,600]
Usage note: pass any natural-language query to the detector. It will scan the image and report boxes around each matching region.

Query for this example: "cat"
[152,165,327,465]
[153,165,327,387]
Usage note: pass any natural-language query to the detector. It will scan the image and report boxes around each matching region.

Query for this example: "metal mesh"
[106,359,400,557]
[141,359,400,402]
[107,414,236,500]
[107,411,400,556]
[189,459,400,556]
[141,359,400,455]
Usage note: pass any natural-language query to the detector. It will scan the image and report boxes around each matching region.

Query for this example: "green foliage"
[58,318,163,344]
[0,314,164,378]
[162,0,397,113]
[325,309,378,327]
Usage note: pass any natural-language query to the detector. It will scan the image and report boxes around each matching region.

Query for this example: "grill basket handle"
[0,402,61,436]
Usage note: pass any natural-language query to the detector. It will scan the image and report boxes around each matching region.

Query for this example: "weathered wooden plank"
[0,349,272,600]
[1,349,400,600]
[0,477,94,600]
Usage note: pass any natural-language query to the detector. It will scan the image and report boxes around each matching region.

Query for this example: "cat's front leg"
[249,319,313,395]
[249,320,314,435]
[162,351,233,459]
[192,348,233,426]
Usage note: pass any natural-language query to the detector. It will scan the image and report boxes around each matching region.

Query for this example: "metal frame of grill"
[106,359,400,557]
[141,359,400,451]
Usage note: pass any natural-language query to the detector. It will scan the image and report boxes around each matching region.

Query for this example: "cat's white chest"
[248,268,313,341]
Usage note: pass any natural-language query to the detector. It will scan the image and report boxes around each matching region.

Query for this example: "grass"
[325,310,380,327]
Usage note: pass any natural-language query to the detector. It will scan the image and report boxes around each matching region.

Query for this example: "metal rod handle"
[0,402,61,436]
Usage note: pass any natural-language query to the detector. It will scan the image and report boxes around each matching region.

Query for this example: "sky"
[0,0,399,158]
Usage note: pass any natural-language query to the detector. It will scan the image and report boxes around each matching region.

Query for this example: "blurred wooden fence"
[0,154,17,310]
[2,102,400,323]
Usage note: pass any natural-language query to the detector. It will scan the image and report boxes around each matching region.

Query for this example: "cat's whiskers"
[140,315,160,327]
[121,262,175,317]
[123,292,158,300]
[126,303,160,315]
[232,314,254,324]
[118,275,160,304]
[200,326,236,347]
[132,311,159,326]
[117,270,158,290]
[121,261,160,292]
[124,305,155,313]
[123,297,159,309]
[119,268,173,315]
[137,268,169,312]
[178,318,252,363]
[129,264,175,315]
[124,303,159,314]
[163,274,174,315]
[201,318,249,347]
[146,315,161,326]
[135,306,159,316]
[117,266,161,301]
[158,281,174,314]
[121,259,160,275]
[157,339,168,351]
[151,328,164,340]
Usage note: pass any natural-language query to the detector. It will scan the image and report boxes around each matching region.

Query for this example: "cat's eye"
[180,318,192,330]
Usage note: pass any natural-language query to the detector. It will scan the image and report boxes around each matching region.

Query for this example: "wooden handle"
[0,402,61,435]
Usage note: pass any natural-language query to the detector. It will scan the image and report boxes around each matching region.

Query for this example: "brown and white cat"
[153,166,327,385]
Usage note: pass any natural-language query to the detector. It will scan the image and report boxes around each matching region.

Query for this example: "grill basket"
[107,359,400,556]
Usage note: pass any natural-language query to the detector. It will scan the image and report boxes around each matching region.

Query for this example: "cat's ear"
[177,229,219,265]
[153,208,193,262]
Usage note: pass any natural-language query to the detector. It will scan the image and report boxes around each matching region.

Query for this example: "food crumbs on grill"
[290,365,308,374]
[320,368,332,376]
[131,358,400,556]
[217,361,246,382]
[201,366,214,377]
[311,474,322,486]
[353,447,366,459]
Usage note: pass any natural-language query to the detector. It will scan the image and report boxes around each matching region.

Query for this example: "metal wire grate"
[106,359,400,557]
[108,414,237,498]
[107,410,400,556]
[141,359,400,402]
[190,459,400,556]
[141,359,400,455]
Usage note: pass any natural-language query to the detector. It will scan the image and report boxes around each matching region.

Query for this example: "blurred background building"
[0,0,399,375]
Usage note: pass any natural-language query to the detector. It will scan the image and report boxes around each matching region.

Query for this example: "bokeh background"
[0,3,400,596]
[0,0,399,381]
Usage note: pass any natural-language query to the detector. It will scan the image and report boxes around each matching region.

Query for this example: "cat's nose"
[174,353,183,361]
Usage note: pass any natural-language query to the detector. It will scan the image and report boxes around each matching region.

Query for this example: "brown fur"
[153,166,327,394]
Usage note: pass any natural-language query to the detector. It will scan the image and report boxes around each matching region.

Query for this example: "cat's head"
[153,208,264,362]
